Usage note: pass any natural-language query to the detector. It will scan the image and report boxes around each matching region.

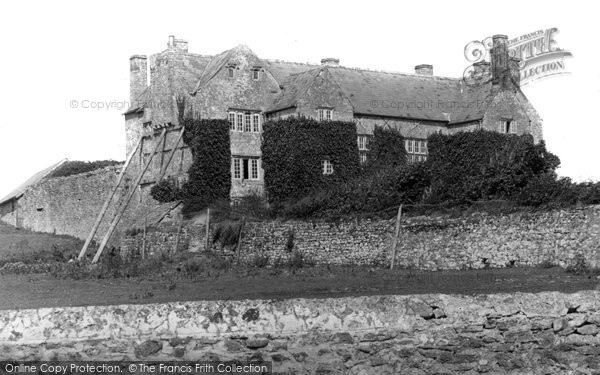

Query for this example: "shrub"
[150,178,182,203]
[516,174,576,207]
[281,162,431,219]
[47,160,123,179]
[261,116,360,204]
[212,220,242,248]
[181,118,231,215]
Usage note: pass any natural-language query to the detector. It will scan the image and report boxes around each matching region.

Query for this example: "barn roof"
[0,159,67,206]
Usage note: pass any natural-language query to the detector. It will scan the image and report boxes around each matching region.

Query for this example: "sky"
[0,0,598,199]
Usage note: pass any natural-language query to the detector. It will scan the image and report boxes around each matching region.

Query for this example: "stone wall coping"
[2,291,599,346]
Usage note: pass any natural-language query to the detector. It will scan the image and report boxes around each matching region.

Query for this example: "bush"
[181,118,231,215]
[48,160,123,179]
[150,178,182,203]
[281,162,431,219]
[262,116,360,204]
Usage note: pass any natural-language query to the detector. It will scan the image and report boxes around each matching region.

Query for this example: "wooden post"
[236,217,245,263]
[78,138,141,260]
[390,204,403,270]
[173,216,183,255]
[157,127,185,182]
[91,129,167,263]
[14,199,19,229]
[141,217,147,260]
[205,208,210,252]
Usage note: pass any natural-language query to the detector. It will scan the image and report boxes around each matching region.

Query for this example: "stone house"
[125,35,542,202]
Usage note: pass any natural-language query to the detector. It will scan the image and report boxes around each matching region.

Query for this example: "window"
[250,159,259,179]
[229,111,262,132]
[359,153,368,165]
[252,114,260,132]
[322,160,334,175]
[501,119,517,134]
[405,139,428,163]
[252,69,260,80]
[357,135,369,151]
[228,112,236,130]
[228,67,234,78]
[244,114,251,132]
[236,113,243,131]
[233,158,241,179]
[232,157,260,180]
[318,108,333,121]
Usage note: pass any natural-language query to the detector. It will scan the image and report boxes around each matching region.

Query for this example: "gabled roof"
[191,45,257,95]
[267,67,324,113]
[263,60,319,84]
[0,159,67,206]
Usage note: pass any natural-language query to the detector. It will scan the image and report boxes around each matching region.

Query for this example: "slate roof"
[0,159,67,206]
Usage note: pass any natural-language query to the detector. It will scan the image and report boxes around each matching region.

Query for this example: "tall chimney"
[321,58,340,66]
[509,56,521,87]
[491,34,510,88]
[415,64,433,76]
[167,35,188,53]
[129,55,148,104]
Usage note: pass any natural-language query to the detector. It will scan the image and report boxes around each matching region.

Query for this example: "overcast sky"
[0,0,598,198]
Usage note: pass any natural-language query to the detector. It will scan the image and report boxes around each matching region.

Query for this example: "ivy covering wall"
[261,117,360,204]
[426,130,560,203]
[181,118,231,214]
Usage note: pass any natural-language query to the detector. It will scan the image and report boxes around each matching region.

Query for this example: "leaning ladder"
[78,126,185,263]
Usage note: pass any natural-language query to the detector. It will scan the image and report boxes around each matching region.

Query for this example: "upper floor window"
[236,113,244,131]
[228,112,236,130]
[501,119,517,134]
[229,110,262,133]
[244,114,252,132]
[318,108,333,121]
[322,160,334,175]
[252,68,261,81]
[252,114,260,132]
[227,67,235,78]
[405,139,428,163]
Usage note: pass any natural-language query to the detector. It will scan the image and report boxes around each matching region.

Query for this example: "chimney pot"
[415,64,433,75]
[321,58,340,66]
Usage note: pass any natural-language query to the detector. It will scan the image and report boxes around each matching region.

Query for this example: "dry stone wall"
[123,205,600,271]
[3,291,600,373]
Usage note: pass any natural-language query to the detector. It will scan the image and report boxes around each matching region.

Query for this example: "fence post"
[174,216,183,254]
[205,208,211,252]
[141,217,147,259]
[236,216,245,263]
[390,204,403,270]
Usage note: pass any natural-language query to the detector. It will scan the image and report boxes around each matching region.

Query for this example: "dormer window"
[318,108,333,121]
[252,68,261,81]
[228,67,235,78]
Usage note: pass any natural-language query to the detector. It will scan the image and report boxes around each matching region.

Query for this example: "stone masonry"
[3,291,600,373]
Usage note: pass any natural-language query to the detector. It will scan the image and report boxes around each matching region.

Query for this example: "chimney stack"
[321,58,340,67]
[491,34,512,88]
[167,35,188,53]
[129,55,148,104]
[509,56,521,87]
[415,64,433,76]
